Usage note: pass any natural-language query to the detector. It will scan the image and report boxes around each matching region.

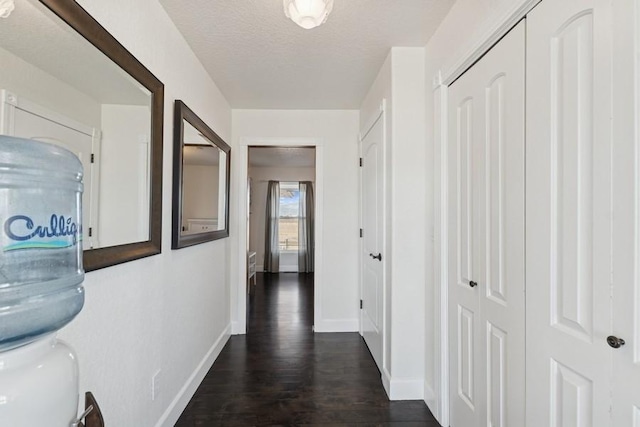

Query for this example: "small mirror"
[0,0,164,271]
[172,100,230,248]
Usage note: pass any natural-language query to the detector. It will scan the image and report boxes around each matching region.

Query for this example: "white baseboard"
[313,318,359,332]
[256,265,303,273]
[382,367,392,397]
[231,320,245,335]
[423,383,438,417]
[382,368,425,400]
[155,324,231,427]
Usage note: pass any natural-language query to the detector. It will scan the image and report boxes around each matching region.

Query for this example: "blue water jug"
[0,135,84,351]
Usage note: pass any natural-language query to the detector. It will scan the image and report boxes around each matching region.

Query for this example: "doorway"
[237,141,322,334]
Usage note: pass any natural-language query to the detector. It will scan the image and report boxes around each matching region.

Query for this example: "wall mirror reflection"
[172,100,230,249]
[0,0,164,270]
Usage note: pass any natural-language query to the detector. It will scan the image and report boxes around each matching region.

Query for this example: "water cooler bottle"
[0,135,86,426]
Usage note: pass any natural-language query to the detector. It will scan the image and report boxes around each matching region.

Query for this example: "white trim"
[377,373,432,406]
[0,90,15,134]
[1,89,94,136]
[90,129,102,249]
[441,0,540,85]
[230,321,242,335]
[381,103,389,377]
[137,137,150,242]
[424,383,436,408]
[313,318,359,333]
[382,367,392,397]
[432,70,443,91]
[155,324,231,427]
[237,137,324,334]
[382,370,425,401]
[358,133,364,336]
[436,82,450,427]
[359,99,386,141]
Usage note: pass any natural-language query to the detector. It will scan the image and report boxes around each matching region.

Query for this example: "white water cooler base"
[0,333,79,427]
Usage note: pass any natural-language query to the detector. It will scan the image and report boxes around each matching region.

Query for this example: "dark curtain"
[264,180,280,272]
[298,181,314,273]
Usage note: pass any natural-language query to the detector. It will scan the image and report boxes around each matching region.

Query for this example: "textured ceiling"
[159,0,456,109]
[249,147,315,168]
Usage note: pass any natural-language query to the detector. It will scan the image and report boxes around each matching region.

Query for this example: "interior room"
[0,0,638,426]
[248,146,316,275]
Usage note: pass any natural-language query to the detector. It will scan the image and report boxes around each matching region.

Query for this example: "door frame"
[236,137,324,334]
[431,0,540,424]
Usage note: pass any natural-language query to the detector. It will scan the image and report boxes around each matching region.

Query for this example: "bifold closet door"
[526,0,613,425]
[448,20,525,427]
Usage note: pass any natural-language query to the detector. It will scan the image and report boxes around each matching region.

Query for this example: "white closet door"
[526,1,613,426]
[448,21,525,427]
[449,62,482,427]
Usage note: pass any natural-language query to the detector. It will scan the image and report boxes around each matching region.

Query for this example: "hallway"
[176,273,439,426]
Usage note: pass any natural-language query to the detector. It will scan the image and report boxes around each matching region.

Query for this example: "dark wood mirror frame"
[172,100,231,249]
[40,0,164,271]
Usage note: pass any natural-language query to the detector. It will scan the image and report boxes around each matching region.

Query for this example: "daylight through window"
[278,182,299,251]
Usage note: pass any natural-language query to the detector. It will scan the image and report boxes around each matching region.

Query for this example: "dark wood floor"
[176,273,440,426]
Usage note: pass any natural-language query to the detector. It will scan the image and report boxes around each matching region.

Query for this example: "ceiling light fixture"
[283,0,334,30]
[0,0,15,18]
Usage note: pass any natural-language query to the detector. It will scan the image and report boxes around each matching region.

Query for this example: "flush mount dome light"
[0,0,15,18]
[283,0,334,30]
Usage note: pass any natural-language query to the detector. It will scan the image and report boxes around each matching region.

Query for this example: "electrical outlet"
[152,369,161,401]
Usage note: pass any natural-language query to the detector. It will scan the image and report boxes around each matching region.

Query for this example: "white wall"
[183,164,220,224]
[390,47,427,396]
[423,0,537,422]
[359,48,427,400]
[54,0,233,426]
[231,110,360,332]
[248,166,315,271]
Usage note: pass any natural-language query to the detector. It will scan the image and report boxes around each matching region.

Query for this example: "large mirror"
[172,100,230,249]
[0,0,163,270]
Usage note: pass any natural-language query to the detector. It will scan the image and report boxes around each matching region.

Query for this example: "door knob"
[607,335,625,349]
[369,253,382,261]
[469,280,478,288]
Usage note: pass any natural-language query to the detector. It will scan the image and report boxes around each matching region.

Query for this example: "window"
[279,182,299,251]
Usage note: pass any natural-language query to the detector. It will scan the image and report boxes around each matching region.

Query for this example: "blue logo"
[3,214,80,251]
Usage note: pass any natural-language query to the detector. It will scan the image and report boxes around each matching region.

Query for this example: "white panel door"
[361,113,384,372]
[448,21,525,427]
[526,1,613,426]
